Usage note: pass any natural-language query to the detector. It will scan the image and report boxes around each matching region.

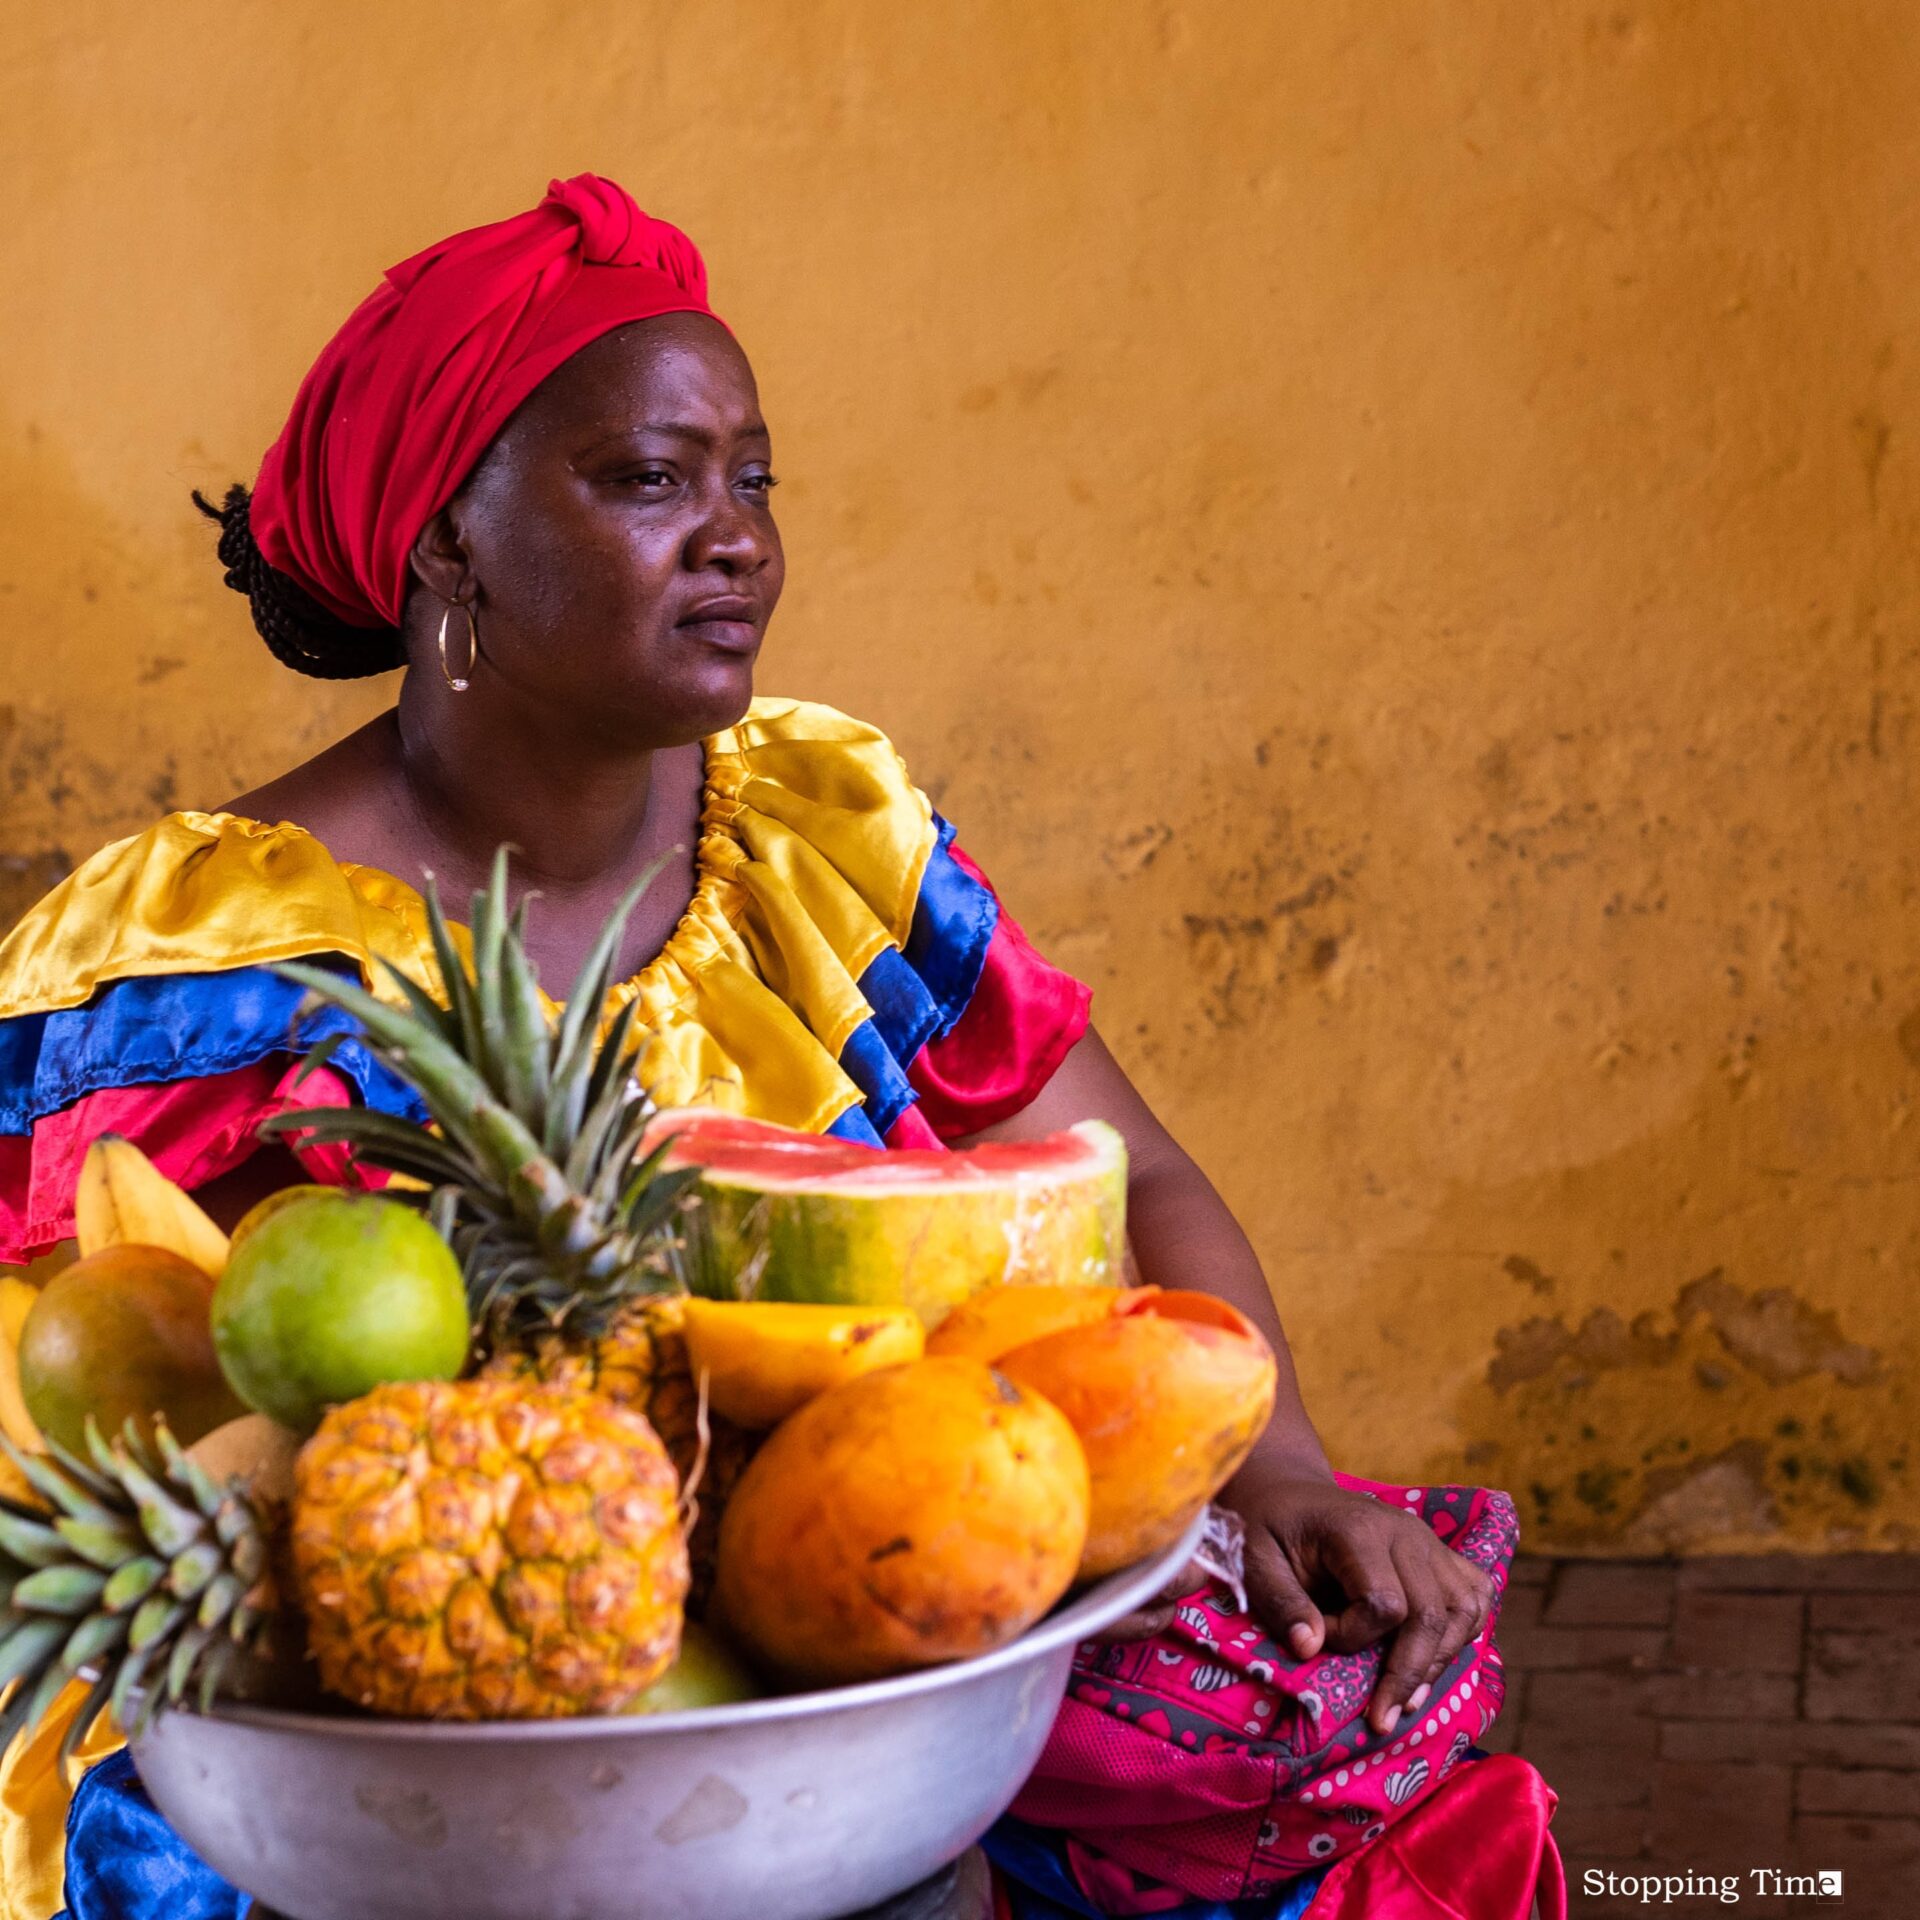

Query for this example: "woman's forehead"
[524,315,762,443]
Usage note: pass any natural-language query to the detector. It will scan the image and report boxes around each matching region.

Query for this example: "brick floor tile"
[1681,1555,1920,1593]
[1553,1800,1649,1857]
[1526,1665,1798,1723]
[1496,1582,1544,1634]
[1527,1667,1661,1724]
[1806,1630,1920,1722]
[1547,1562,1677,1628]
[1661,1718,1920,1769]
[1789,1814,1920,1909]
[1649,1761,1792,1866]
[1807,1593,1920,1634]
[1668,1592,1804,1674]
[1499,1622,1668,1670]
[1790,1722,1920,1770]
[1796,1766,1920,1818]
[1652,1670,1800,1720]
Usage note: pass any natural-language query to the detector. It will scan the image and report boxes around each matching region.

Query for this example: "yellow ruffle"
[0,1682,122,1920]
[0,698,937,1137]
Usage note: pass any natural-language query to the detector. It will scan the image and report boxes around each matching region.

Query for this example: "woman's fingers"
[1089,1557,1204,1645]
[1094,1596,1182,1643]
[1366,1535,1495,1732]
[1244,1525,1327,1660]
[1415,1551,1493,1687]
[1316,1527,1409,1656]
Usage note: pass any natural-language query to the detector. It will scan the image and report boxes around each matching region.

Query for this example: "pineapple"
[0,1377,689,1754]
[481,1297,754,1609]
[262,850,758,1602]
[293,1379,685,1718]
[0,1421,283,1759]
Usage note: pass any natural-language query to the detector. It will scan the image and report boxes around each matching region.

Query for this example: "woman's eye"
[741,472,780,494]
[621,468,676,488]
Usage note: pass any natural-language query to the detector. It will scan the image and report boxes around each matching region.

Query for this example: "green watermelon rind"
[669,1117,1128,1326]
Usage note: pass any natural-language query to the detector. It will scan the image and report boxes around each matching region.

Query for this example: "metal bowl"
[132,1516,1201,1920]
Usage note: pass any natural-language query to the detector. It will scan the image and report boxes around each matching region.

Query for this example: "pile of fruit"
[0,858,1277,1759]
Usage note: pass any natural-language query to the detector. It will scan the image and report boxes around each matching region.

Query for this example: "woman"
[0,179,1555,1920]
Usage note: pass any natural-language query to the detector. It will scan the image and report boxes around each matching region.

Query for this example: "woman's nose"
[685,484,773,575]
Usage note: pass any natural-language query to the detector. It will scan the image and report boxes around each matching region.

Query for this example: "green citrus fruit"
[622,1623,762,1714]
[20,1244,247,1455]
[211,1194,470,1433]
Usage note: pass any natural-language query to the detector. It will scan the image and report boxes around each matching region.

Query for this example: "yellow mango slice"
[679,1298,925,1429]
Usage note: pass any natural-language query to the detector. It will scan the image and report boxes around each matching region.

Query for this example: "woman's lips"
[677,614,761,654]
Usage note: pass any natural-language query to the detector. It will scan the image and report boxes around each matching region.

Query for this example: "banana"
[0,1274,44,1458]
[73,1134,230,1279]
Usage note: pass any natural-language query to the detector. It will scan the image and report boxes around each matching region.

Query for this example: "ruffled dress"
[0,698,1090,1920]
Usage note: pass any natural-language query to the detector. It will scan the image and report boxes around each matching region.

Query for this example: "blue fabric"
[983,1817,1326,1920]
[826,1100,888,1146]
[0,962,428,1135]
[899,814,999,1042]
[56,1751,249,1920]
[834,812,999,1139]
[835,1016,922,1138]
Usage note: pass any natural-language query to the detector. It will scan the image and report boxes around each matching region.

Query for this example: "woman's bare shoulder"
[217,712,403,858]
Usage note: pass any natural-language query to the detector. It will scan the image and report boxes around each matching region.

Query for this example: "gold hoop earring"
[437,602,479,692]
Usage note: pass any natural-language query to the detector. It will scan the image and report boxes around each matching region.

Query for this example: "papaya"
[925,1283,1123,1362]
[20,1245,247,1455]
[678,1299,924,1429]
[713,1356,1089,1684]
[997,1290,1278,1577]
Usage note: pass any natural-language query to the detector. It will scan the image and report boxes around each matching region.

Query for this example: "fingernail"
[1380,1704,1401,1733]
[1409,1683,1431,1711]
[1289,1625,1315,1656]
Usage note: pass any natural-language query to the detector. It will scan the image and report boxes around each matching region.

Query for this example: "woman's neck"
[391,685,670,895]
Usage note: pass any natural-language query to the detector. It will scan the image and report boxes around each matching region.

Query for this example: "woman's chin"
[595,655,757,742]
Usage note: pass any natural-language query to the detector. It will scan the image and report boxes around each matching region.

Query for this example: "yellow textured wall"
[2,3,1915,1552]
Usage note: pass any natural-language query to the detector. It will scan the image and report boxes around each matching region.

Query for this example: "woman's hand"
[1222,1456,1494,1736]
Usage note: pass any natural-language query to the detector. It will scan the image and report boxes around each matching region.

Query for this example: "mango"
[679,1298,924,1429]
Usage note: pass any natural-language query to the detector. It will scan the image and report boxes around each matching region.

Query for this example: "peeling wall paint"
[2,2,1917,1551]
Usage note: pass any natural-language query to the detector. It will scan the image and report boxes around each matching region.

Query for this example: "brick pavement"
[1490,1555,1920,1917]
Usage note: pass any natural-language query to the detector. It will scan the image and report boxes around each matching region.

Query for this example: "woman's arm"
[960,1027,1492,1736]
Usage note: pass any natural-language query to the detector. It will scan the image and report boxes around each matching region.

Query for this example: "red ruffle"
[908,847,1091,1140]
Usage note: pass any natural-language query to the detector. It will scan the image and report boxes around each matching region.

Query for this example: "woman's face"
[423,313,784,744]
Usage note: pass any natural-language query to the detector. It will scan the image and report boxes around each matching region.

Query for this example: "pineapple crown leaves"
[0,1421,277,1762]
[259,846,706,1341]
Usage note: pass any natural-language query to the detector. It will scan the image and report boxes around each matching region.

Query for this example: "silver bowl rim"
[181,1513,1205,1746]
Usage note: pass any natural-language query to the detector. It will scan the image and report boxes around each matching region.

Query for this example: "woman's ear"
[409,505,475,606]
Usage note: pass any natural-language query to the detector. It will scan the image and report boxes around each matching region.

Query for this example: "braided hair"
[192,486,404,680]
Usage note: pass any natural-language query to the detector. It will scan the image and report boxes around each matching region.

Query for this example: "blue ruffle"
[836,814,998,1137]
[0,962,427,1136]
[56,1751,248,1920]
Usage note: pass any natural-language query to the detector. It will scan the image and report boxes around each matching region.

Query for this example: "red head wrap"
[248,175,722,632]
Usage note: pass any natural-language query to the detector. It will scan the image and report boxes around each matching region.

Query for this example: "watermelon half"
[644,1111,1129,1327]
